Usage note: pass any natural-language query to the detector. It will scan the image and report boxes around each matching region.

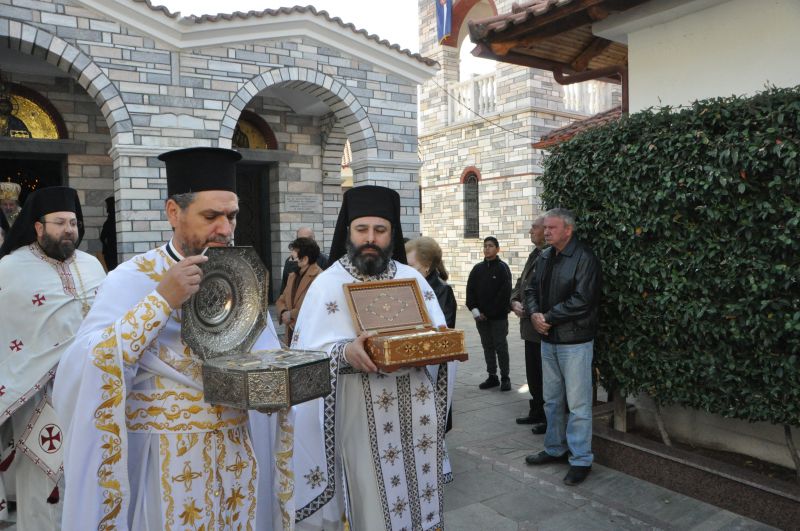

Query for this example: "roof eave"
[77,0,439,84]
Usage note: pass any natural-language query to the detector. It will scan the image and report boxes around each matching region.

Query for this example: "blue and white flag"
[436,0,453,43]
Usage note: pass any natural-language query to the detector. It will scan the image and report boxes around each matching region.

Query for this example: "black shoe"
[478,375,500,390]
[530,422,547,435]
[524,450,568,465]
[516,402,545,424]
[500,377,511,391]
[563,465,591,486]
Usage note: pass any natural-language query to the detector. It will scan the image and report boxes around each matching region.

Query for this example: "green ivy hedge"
[541,86,800,426]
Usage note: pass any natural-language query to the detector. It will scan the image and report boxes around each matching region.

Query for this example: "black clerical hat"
[0,186,84,259]
[328,185,407,264]
[158,147,241,197]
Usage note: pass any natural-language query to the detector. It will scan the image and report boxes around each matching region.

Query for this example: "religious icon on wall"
[232,110,276,150]
[0,81,61,139]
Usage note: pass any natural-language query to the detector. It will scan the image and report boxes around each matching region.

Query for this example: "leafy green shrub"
[541,86,800,425]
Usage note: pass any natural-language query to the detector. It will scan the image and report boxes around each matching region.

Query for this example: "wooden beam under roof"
[570,36,613,71]
[471,43,621,84]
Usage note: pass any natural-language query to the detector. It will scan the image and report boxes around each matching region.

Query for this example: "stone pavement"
[443,308,776,531]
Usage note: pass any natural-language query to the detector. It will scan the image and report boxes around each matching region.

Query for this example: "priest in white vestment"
[0,186,106,529]
[281,186,455,531]
[53,148,284,530]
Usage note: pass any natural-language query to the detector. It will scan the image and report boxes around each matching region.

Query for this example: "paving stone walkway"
[443,308,776,530]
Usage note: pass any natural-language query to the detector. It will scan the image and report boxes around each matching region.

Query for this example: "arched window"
[462,168,480,238]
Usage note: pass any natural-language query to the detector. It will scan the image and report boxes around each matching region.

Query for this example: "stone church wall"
[2,0,430,291]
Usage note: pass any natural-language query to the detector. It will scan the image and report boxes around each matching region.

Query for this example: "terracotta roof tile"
[533,105,621,149]
[471,0,577,39]
[132,0,179,19]
[133,1,436,66]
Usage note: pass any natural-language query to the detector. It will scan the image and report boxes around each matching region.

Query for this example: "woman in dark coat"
[405,237,456,328]
[406,236,457,433]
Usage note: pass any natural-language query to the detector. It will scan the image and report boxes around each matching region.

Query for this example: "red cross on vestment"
[32,293,46,306]
[39,424,62,453]
[0,385,5,396]
[9,340,22,352]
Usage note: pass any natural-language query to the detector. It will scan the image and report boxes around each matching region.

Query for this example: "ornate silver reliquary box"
[182,246,330,411]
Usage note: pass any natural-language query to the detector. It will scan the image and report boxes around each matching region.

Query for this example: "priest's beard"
[347,238,393,276]
[39,232,77,261]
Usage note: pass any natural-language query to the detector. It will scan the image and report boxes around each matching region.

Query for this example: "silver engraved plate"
[202,349,331,411]
[182,246,267,361]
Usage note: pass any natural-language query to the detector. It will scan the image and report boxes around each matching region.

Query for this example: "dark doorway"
[0,157,65,204]
[234,163,272,300]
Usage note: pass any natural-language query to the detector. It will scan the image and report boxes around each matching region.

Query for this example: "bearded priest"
[282,185,453,531]
[53,148,284,530]
[0,186,106,529]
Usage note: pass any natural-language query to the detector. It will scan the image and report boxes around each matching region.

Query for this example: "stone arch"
[460,165,482,183]
[0,20,133,145]
[219,67,377,162]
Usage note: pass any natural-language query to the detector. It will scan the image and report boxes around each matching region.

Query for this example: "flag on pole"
[436,0,453,43]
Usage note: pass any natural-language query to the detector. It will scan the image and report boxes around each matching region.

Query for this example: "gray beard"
[346,238,393,277]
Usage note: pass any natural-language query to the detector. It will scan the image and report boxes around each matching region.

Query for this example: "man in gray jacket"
[510,216,547,433]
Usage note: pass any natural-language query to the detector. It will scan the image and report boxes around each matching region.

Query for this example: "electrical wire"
[429,77,537,141]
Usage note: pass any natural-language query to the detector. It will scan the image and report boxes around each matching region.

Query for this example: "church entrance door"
[234,162,273,301]
[0,157,64,203]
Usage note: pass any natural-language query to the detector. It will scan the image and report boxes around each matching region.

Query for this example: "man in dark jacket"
[510,216,547,432]
[523,208,601,487]
[467,236,512,391]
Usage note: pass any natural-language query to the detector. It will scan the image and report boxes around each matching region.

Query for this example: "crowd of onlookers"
[279,207,602,487]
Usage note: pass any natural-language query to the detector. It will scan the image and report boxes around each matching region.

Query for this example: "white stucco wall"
[625,0,800,112]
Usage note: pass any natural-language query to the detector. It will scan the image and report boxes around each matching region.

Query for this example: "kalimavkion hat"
[0,186,84,259]
[327,185,406,264]
[158,147,241,197]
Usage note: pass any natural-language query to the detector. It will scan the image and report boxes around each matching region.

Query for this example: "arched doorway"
[222,67,377,299]
[0,23,131,264]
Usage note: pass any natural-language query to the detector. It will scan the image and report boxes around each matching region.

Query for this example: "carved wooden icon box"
[343,278,468,372]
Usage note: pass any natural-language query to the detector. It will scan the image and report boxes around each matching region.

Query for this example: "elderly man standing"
[283,185,451,531]
[523,208,601,486]
[0,186,106,529]
[0,182,21,227]
[510,216,547,432]
[53,148,284,530]
[0,182,22,244]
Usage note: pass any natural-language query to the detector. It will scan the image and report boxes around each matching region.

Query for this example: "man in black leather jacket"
[522,208,601,487]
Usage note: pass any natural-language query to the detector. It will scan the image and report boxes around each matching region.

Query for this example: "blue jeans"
[541,340,594,467]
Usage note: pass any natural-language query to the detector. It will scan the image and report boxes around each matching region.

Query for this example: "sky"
[159,0,420,53]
